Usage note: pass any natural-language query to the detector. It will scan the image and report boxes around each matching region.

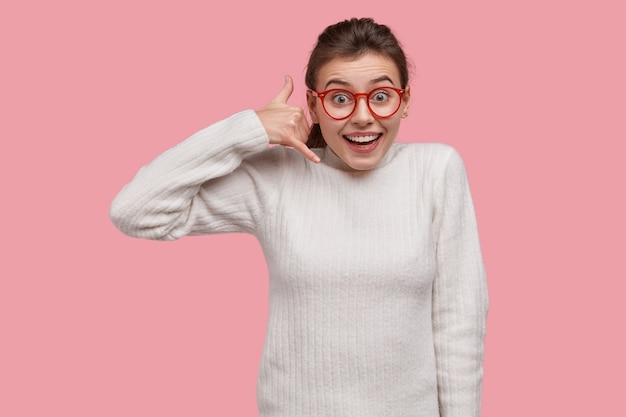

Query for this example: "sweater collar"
[320,144,398,172]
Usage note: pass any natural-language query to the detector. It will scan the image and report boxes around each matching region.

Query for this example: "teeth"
[345,135,379,143]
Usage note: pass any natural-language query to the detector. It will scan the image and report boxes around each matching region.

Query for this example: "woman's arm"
[110,76,316,241]
[431,147,489,417]
[109,110,277,240]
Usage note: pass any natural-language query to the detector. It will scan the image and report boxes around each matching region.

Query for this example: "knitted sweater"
[110,110,489,417]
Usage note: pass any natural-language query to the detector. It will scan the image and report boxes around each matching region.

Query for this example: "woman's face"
[307,52,410,171]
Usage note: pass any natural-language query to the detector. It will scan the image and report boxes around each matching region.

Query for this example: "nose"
[350,94,375,124]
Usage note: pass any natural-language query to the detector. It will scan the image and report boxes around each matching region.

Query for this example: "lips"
[343,133,382,153]
[344,134,381,144]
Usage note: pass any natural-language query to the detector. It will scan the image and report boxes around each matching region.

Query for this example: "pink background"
[2,0,625,415]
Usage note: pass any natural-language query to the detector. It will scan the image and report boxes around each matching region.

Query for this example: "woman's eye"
[371,91,390,102]
[331,93,352,105]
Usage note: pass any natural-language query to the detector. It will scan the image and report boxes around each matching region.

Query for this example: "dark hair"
[305,18,410,148]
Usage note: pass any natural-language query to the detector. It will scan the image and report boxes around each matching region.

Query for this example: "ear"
[306,90,320,123]
[401,85,411,118]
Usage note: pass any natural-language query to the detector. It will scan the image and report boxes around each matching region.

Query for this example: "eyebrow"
[323,75,396,90]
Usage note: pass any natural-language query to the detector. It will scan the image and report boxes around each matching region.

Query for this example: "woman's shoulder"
[390,142,462,172]
[240,142,308,179]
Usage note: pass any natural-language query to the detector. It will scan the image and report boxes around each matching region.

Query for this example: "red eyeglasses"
[310,87,406,120]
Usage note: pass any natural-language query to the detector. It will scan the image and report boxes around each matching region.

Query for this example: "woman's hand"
[256,75,320,163]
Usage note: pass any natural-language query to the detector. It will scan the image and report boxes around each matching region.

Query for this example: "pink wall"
[2,0,625,415]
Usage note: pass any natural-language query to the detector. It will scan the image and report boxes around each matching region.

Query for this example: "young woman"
[111,17,488,417]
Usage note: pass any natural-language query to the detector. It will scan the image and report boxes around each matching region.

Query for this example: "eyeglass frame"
[310,86,407,121]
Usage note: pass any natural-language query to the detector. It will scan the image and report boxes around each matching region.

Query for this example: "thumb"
[271,75,294,104]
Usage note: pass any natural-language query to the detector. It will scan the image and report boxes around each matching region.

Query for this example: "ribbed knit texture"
[110,110,488,417]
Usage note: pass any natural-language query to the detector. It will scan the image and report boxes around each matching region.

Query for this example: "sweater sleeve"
[431,147,489,417]
[109,110,280,240]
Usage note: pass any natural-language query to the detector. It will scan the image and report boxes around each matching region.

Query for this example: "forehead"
[317,53,401,89]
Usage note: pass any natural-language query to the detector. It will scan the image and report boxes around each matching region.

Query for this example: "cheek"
[318,119,344,140]
[383,117,403,133]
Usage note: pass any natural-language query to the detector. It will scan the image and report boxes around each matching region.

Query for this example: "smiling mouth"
[343,134,381,145]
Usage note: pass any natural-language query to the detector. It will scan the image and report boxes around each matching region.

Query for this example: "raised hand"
[255,75,320,163]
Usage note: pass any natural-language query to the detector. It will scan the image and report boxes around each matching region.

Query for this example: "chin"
[346,159,378,170]
[339,138,390,170]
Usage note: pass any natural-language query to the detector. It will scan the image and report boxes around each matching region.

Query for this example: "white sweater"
[110,110,488,417]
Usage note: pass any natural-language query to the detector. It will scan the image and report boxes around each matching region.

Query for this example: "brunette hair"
[305,18,410,148]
